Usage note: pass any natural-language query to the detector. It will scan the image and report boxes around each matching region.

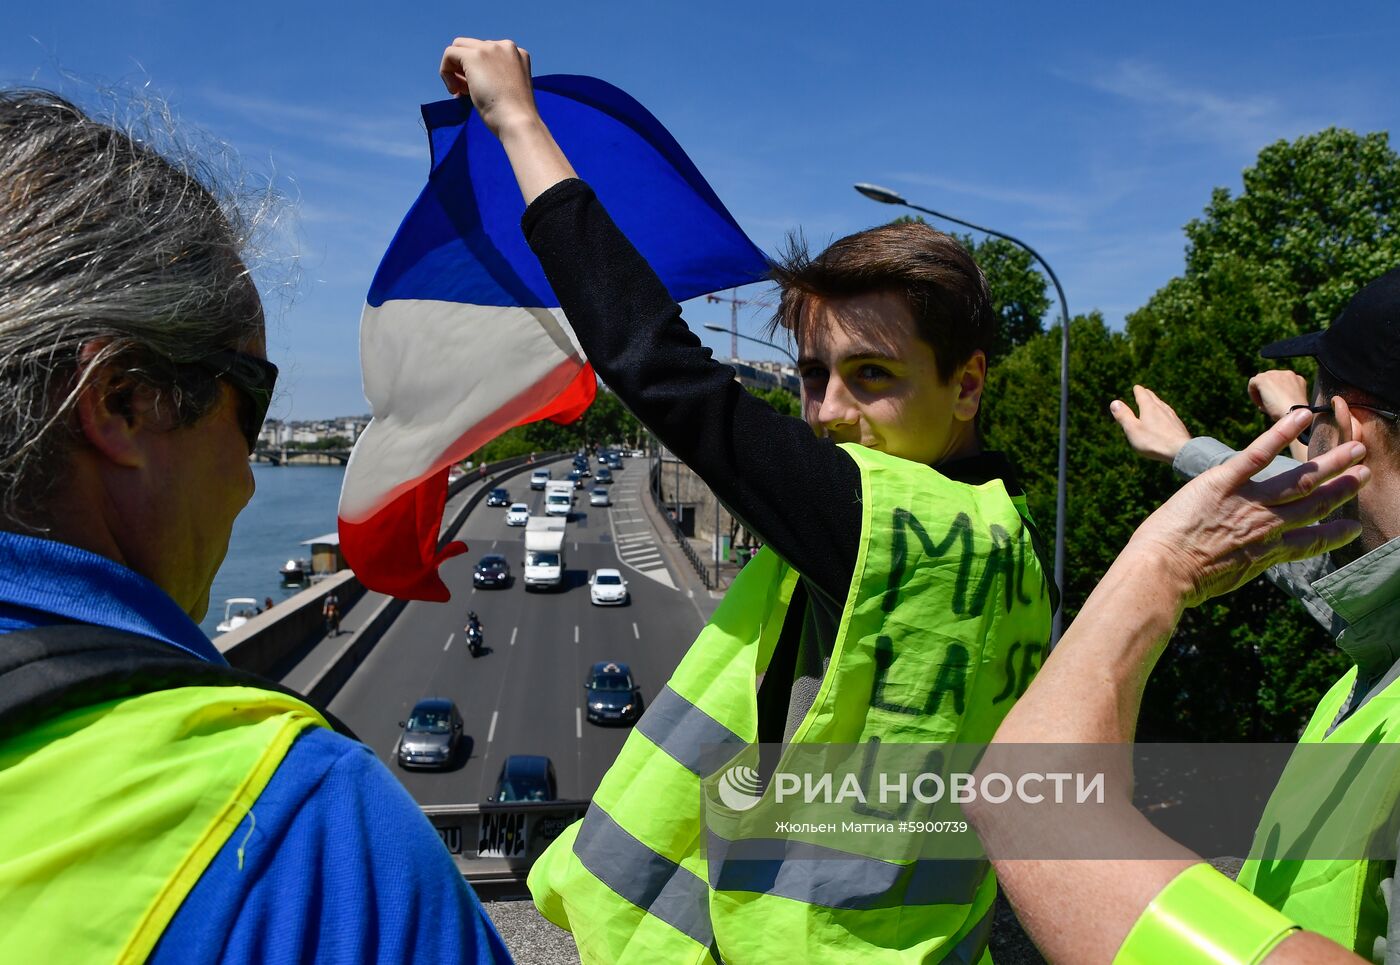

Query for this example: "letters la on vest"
[531,444,1053,963]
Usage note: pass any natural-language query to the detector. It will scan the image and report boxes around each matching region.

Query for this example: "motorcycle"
[466,624,484,657]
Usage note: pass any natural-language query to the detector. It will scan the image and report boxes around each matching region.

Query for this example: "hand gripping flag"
[339,76,769,601]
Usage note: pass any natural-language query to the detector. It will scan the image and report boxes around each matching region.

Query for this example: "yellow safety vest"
[531,444,1052,963]
[1236,667,1400,957]
[0,685,329,963]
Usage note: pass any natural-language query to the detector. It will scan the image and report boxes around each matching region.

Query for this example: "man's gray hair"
[0,89,271,531]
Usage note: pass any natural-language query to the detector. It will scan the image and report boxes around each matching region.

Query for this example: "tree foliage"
[986,128,1400,739]
[751,386,800,418]
[471,383,645,462]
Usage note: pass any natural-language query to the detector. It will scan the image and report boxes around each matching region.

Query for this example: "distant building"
[727,358,799,396]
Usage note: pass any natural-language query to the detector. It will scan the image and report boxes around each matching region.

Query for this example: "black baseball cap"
[1260,267,1400,408]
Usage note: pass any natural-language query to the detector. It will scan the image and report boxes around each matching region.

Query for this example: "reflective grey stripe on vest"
[946,902,994,965]
[706,833,986,909]
[573,802,714,948]
[635,685,745,775]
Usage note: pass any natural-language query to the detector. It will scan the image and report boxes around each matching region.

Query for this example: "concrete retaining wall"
[216,570,363,676]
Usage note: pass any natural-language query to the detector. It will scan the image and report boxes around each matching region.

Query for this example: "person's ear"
[1332,396,1359,449]
[74,342,158,469]
[952,350,987,423]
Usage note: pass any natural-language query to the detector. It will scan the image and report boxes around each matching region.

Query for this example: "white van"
[545,480,573,518]
[529,468,551,491]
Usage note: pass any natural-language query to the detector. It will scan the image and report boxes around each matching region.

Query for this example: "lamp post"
[702,324,799,365]
[854,182,1070,645]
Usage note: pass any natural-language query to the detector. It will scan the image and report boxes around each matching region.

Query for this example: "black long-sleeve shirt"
[522,178,1028,741]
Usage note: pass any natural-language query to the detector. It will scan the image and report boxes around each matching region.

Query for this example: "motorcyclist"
[465,611,484,653]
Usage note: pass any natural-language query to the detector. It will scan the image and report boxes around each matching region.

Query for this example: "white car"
[505,503,530,526]
[589,487,611,507]
[589,568,629,606]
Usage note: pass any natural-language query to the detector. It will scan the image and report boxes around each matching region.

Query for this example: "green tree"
[750,386,800,418]
[984,312,1147,619]
[988,128,1400,739]
[470,381,646,462]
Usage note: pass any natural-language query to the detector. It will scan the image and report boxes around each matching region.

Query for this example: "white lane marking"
[443,633,454,652]
[510,626,518,647]
[471,587,477,595]
[574,625,579,644]
[576,706,582,739]
[492,540,498,549]
[574,541,579,552]
[488,711,498,743]
[633,622,640,639]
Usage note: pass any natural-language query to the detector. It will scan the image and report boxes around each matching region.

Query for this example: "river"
[200,462,345,639]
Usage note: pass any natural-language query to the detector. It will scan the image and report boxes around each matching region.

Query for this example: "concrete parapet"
[216,570,364,676]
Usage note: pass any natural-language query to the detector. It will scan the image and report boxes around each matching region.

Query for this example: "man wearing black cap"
[1117,267,1400,635]
[1094,267,1400,961]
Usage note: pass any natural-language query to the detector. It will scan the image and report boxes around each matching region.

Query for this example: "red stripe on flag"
[339,360,598,601]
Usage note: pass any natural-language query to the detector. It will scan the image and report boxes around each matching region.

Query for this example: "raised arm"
[1112,381,1340,634]
[970,410,1368,964]
[439,37,865,599]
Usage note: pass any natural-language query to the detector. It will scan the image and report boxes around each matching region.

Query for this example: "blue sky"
[5,3,1398,420]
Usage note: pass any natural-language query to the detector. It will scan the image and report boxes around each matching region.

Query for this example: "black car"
[484,487,510,507]
[473,553,512,588]
[490,754,558,802]
[567,469,587,489]
[396,698,464,769]
[584,661,643,725]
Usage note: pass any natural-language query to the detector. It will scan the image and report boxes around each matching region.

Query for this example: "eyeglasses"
[1289,402,1400,446]
[192,350,279,453]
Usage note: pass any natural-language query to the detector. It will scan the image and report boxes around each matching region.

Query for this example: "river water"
[199,463,345,639]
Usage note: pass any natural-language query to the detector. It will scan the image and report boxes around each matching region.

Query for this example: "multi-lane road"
[328,456,707,806]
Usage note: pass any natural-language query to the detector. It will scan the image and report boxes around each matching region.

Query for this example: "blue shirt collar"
[0,530,226,665]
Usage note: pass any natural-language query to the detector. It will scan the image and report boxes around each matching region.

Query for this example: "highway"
[328,455,708,806]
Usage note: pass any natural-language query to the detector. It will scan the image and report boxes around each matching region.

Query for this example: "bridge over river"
[251,448,352,466]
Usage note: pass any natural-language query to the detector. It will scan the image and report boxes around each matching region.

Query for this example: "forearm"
[497,116,577,204]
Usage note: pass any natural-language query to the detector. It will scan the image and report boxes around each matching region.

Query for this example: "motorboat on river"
[280,557,311,584]
[215,597,261,635]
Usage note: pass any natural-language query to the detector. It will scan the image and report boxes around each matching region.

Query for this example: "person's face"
[796,291,985,466]
[146,336,263,620]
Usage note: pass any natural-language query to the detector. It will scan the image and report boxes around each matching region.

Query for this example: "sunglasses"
[192,350,279,453]
[1289,401,1400,446]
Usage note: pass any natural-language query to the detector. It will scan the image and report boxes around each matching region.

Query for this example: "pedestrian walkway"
[275,475,484,692]
[605,461,676,589]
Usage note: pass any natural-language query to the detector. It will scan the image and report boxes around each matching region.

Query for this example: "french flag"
[339,76,769,601]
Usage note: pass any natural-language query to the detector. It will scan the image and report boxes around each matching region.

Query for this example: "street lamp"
[854,182,1071,646]
[702,324,799,365]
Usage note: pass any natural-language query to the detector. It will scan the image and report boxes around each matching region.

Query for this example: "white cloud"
[1083,60,1327,155]
[198,89,423,161]
[881,171,1083,219]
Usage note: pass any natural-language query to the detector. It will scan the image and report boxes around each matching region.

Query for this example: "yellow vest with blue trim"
[530,443,1053,963]
[0,684,330,963]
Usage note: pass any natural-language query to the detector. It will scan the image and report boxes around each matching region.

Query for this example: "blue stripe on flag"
[367,75,768,310]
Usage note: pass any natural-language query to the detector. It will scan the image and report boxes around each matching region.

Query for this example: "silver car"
[396,698,464,770]
[589,487,610,507]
